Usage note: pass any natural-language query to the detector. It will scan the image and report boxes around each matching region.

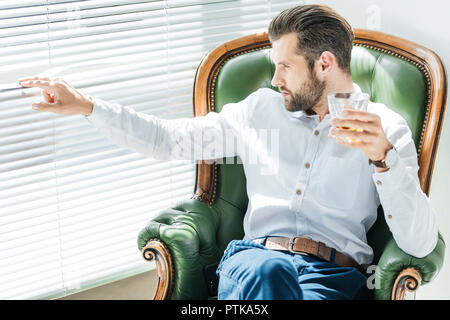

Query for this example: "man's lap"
[216,239,367,300]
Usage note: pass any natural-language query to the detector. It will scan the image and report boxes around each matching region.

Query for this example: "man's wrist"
[371,141,393,162]
[82,96,94,117]
[369,143,397,172]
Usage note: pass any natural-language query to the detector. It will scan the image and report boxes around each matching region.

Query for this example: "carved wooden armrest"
[142,239,174,300]
[392,267,423,300]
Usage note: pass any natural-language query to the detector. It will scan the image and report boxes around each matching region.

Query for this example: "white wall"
[311,0,450,299]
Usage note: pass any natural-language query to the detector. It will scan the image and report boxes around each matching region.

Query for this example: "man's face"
[271,33,326,112]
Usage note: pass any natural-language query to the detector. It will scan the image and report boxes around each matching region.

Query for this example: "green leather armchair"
[137,29,447,300]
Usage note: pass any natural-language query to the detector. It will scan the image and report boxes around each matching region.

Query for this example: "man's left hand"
[328,108,392,164]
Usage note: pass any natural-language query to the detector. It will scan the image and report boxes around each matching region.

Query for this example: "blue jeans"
[216,239,367,300]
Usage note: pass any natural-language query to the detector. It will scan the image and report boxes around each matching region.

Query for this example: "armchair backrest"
[192,30,447,256]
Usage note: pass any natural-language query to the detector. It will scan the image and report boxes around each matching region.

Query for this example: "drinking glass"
[328,92,370,142]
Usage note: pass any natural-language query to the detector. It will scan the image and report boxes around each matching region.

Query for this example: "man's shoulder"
[225,88,280,109]
[220,88,282,121]
[250,87,283,108]
[249,87,281,100]
[240,88,283,116]
[258,87,280,95]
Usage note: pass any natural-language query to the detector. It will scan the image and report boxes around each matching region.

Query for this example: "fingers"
[328,123,378,150]
[329,126,373,143]
[332,135,366,148]
[330,118,377,134]
[18,76,64,83]
[338,108,380,123]
[31,101,58,112]
[18,76,51,82]
[19,79,56,90]
[18,76,66,91]
[42,89,56,103]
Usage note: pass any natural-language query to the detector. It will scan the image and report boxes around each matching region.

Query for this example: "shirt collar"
[288,83,363,120]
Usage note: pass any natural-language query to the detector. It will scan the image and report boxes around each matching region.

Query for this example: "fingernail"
[32,104,39,110]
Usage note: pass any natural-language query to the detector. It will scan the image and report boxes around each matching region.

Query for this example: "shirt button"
[376,180,382,186]
[387,214,393,219]
[305,162,310,169]
[296,189,302,195]
[314,130,320,136]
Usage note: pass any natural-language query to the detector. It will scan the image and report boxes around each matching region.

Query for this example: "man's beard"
[282,70,326,113]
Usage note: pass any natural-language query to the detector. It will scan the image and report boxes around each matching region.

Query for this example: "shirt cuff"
[371,156,406,218]
[85,97,116,127]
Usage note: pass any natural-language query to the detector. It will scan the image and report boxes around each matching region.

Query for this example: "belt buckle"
[288,236,312,256]
[288,236,301,254]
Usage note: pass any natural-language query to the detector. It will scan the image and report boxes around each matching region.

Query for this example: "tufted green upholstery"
[138,36,445,300]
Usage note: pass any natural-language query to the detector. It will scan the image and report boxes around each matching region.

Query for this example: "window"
[0,0,300,299]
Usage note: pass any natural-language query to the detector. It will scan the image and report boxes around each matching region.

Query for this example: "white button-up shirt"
[87,85,438,267]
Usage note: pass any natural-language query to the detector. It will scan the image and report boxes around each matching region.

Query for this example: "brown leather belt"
[253,236,365,274]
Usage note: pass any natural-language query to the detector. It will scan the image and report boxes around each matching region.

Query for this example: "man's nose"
[271,69,284,87]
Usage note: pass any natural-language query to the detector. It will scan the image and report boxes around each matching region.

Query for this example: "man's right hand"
[18,77,94,116]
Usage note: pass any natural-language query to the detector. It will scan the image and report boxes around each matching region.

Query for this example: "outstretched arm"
[19,76,248,161]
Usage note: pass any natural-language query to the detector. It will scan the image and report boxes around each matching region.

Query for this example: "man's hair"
[268,4,354,74]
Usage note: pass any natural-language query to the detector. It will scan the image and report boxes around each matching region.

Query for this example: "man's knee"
[257,257,295,279]
[241,255,300,299]
[218,250,300,300]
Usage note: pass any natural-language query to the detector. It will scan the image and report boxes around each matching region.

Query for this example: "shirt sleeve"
[372,114,438,258]
[85,92,254,161]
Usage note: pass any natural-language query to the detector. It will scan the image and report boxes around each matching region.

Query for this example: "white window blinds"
[0,0,301,300]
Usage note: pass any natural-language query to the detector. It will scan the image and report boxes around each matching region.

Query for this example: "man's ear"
[317,51,336,74]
